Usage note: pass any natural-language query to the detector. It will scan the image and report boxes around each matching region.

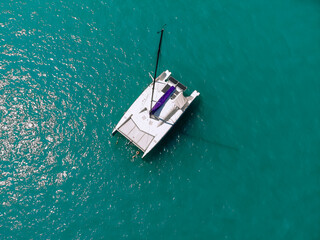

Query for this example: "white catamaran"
[112,28,200,158]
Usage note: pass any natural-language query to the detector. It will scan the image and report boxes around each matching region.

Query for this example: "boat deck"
[118,118,154,151]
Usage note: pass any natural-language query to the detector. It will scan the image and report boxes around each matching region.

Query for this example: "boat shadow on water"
[143,99,238,162]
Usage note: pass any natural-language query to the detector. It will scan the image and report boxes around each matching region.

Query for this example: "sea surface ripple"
[0,0,320,239]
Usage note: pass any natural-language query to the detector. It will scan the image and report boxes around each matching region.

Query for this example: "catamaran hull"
[112,70,200,158]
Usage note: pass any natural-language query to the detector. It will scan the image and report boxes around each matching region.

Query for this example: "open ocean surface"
[1,0,320,239]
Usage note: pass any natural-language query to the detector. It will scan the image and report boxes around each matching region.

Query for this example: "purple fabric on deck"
[150,86,175,115]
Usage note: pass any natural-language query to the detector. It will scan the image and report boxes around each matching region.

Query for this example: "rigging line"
[181,132,239,152]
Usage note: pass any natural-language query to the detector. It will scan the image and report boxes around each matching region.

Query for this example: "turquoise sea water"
[1,0,320,239]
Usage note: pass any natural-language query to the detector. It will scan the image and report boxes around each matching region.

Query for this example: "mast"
[149,27,165,117]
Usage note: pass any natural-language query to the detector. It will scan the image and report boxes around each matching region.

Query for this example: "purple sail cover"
[150,86,175,115]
